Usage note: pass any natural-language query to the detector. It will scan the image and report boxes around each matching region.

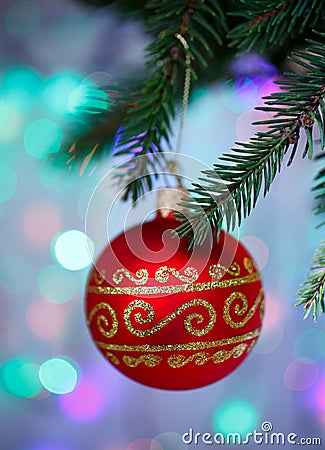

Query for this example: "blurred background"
[1,0,325,449]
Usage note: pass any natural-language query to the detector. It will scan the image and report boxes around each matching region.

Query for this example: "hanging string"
[166,33,192,187]
[174,33,192,154]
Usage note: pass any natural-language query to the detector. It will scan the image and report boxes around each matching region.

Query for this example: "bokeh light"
[43,73,82,115]
[213,399,258,437]
[59,379,105,422]
[314,377,325,412]
[52,230,94,271]
[0,66,42,112]
[5,1,41,36]
[284,358,319,391]
[2,359,42,398]
[128,439,162,450]
[0,163,17,202]
[253,293,285,353]
[221,78,259,114]
[152,432,187,450]
[294,328,325,362]
[0,100,22,141]
[39,358,78,394]
[257,77,280,104]
[38,265,77,304]
[68,83,110,114]
[241,235,269,270]
[230,54,277,79]
[26,301,65,339]
[187,88,220,128]
[24,118,62,159]
[23,201,62,247]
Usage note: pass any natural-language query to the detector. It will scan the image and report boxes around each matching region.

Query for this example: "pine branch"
[312,153,325,227]
[114,0,228,202]
[176,33,325,246]
[295,241,325,321]
[228,0,324,54]
[53,83,129,175]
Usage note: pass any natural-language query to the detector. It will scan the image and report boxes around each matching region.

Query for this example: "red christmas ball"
[85,213,264,390]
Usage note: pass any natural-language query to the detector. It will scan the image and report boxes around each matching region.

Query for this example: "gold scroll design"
[243,257,256,274]
[167,342,250,368]
[209,262,241,279]
[223,288,264,329]
[96,328,260,353]
[106,352,120,365]
[155,266,199,283]
[123,354,162,368]
[88,303,118,339]
[119,340,258,368]
[124,299,216,338]
[112,268,148,285]
[87,272,260,296]
[93,269,107,285]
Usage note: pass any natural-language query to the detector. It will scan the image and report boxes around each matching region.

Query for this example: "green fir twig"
[295,242,325,321]
[228,0,324,54]
[114,0,228,202]
[176,34,325,243]
[312,153,325,227]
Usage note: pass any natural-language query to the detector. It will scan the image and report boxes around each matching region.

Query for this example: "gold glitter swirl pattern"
[246,339,258,354]
[112,268,148,285]
[259,297,265,323]
[124,299,216,337]
[167,343,248,368]
[155,266,199,283]
[243,257,255,274]
[95,328,261,352]
[209,262,241,279]
[123,354,162,368]
[88,302,118,339]
[87,272,260,296]
[106,352,120,365]
[223,289,264,329]
[93,269,106,285]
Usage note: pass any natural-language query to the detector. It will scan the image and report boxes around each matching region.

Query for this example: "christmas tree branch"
[176,32,325,319]
[53,83,130,174]
[313,153,325,227]
[295,242,325,321]
[113,0,228,202]
[176,34,325,240]
[228,0,324,53]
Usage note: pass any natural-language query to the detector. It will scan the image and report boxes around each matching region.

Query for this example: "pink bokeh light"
[26,300,65,339]
[263,293,286,331]
[59,379,106,422]
[284,358,319,391]
[314,377,325,411]
[23,201,62,247]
